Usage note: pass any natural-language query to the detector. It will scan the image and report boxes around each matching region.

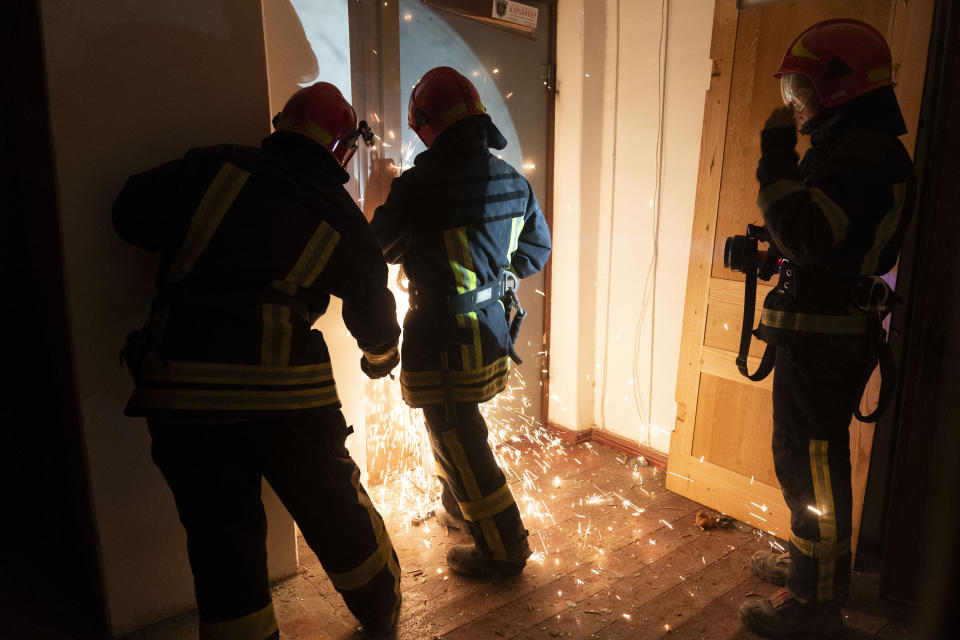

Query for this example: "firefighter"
[738,20,916,637]
[113,82,403,640]
[371,67,552,577]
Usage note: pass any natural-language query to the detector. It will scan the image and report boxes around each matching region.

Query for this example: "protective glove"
[360,345,400,379]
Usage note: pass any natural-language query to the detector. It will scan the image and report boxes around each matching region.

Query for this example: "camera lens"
[724,236,742,272]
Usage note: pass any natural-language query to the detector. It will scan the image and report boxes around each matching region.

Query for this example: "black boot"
[739,587,843,638]
[751,549,791,586]
[359,596,401,639]
[446,541,530,577]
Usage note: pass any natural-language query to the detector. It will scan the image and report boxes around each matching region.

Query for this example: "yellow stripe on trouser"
[443,227,482,370]
[809,439,839,602]
[789,533,850,559]
[261,304,292,367]
[199,601,278,640]
[441,430,509,560]
[458,482,517,522]
[165,162,250,284]
[326,469,401,596]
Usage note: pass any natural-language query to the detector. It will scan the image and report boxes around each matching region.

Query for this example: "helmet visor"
[780,73,816,110]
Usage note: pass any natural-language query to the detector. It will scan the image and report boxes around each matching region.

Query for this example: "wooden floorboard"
[125,439,917,640]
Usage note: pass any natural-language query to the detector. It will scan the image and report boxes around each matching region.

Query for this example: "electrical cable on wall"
[630,0,668,447]
[599,0,623,432]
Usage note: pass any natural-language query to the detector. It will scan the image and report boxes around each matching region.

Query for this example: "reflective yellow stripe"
[809,187,850,247]
[362,346,398,365]
[283,221,341,289]
[467,310,483,370]
[326,468,399,594]
[441,100,485,124]
[861,182,907,275]
[791,37,820,61]
[129,385,339,411]
[199,601,278,640]
[458,482,517,522]
[443,227,482,369]
[327,528,393,591]
[165,163,250,284]
[401,356,512,387]
[761,309,867,334]
[867,66,891,83]
[507,215,524,264]
[809,439,838,602]
[789,533,850,559]
[270,280,299,296]
[441,430,508,560]
[138,360,333,386]
[261,304,292,367]
[757,179,806,213]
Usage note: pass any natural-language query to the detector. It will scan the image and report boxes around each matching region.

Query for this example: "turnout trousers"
[148,407,400,640]
[422,402,529,560]
[771,336,874,605]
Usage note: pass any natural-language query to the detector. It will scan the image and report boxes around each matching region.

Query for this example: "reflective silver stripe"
[261,303,292,367]
[165,163,250,284]
[284,221,341,288]
[128,385,340,411]
[790,533,850,559]
[138,360,333,385]
[362,346,398,365]
[809,187,850,247]
[761,309,867,334]
[861,182,907,274]
[757,179,806,213]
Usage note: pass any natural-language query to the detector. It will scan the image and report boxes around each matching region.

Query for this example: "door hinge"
[540,63,555,94]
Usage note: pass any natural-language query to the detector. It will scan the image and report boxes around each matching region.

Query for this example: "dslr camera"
[723,223,780,281]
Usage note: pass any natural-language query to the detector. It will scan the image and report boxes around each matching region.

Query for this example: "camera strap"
[736,265,776,381]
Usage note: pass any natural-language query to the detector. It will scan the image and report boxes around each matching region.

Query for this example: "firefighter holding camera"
[728,20,916,637]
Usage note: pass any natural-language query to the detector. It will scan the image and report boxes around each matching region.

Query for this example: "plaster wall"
[549,0,714,453]
[39,0,296,631]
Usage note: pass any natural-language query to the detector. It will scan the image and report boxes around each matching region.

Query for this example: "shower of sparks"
[366,265,569,531]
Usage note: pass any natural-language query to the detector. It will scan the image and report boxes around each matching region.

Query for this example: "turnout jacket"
[113,132,400,419]
[371,116,552,408]
[756,87,916,343]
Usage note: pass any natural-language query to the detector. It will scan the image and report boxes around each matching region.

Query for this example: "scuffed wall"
[40,0,296,632]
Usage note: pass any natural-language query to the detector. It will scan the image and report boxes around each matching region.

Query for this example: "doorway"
[262,0,556,519]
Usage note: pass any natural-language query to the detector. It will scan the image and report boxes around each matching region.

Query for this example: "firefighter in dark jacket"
[114,83,403,640]
[737,21,916,638]
[371,67,552,577]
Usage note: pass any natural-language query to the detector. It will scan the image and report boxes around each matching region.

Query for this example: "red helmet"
[776,19,893,108]
[408,67,487,148]
[273,82,365,167]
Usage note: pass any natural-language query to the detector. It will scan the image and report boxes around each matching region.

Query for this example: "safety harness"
[409,270,526,420]
[736,261,896,423]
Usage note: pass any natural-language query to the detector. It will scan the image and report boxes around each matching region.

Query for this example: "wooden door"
[668,0,934,546]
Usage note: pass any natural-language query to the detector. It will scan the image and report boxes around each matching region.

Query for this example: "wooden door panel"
[670,0,934,549]
[711,1,893,282]
[691,373,777,486]
[703,277,772,356]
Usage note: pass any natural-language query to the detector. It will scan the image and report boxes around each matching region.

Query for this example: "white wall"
[549,0,714,453]
[40,0,296,632]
